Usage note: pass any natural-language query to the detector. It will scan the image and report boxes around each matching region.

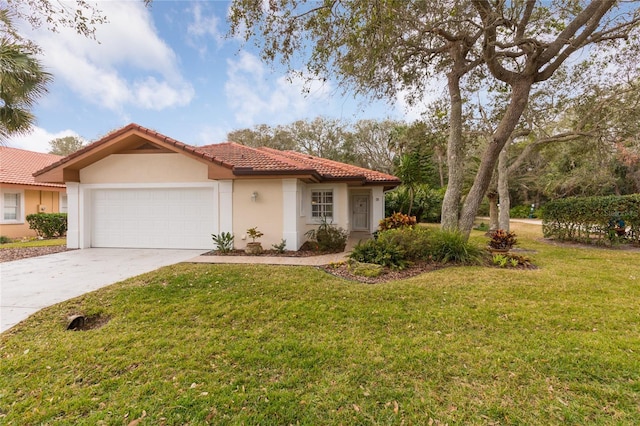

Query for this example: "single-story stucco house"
[0,147,66,239]
[34,123,401,250]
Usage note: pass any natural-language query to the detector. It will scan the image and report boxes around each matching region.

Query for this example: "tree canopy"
[48,135,85,156]
[0,10,52,143]
[229,0,640,237]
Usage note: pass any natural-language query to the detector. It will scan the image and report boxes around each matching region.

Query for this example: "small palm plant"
[246,227,263,242]
[245,227,264,254]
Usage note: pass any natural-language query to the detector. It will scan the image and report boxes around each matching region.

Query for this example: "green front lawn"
[1,224,639,424]
[0,238,66,249]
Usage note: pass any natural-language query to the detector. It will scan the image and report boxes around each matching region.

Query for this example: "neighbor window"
[60,194,68,213]
[3,192,21,222]
[311,190,333,219]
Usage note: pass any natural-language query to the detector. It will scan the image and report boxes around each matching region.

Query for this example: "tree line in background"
[2,1,640,240]
[227,68,640,225]
[230,0,640,237]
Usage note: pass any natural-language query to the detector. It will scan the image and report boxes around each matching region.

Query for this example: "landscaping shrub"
[376,226,433,260]
[0,235,11,244]
[487,229,518,250]
[272,239,287,253]
[305,218,348,252]
[350,226,482,268]
[542,194,640,244]
[379,212,417,231]
[510,204,537,219]
[384,185,444,223]
[26,213,67,238]
[430,230,483,264]
[349,238,408,270]
[211,232,234,253]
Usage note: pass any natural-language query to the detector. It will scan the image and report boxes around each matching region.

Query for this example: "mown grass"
[0,238,66,249]
[1,223,639,425]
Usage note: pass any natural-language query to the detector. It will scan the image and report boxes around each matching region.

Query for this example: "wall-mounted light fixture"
[251,191,258,202]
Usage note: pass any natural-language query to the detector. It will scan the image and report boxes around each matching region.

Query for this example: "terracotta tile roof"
[259,147,400,183]
[197,143,310,172]
[197,143,400,185]
[36,123,224,175]
[34,123,400,187]
[0,147,64,188]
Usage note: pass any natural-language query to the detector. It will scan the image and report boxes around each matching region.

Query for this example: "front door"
[352,194,369,231]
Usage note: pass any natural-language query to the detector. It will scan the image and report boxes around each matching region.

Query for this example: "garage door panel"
[91,187,217,249]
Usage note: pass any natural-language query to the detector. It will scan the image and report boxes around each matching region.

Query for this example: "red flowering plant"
[488,229,518,250]
[378,212,417,231]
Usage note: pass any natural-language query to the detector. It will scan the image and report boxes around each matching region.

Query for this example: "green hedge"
[542,195,640,244]
[26,213,68,239]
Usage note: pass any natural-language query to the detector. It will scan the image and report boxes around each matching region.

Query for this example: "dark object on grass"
[67,314,85,330]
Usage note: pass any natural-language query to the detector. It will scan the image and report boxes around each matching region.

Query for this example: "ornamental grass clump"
[430,229,483,264]
[304,217,348,252]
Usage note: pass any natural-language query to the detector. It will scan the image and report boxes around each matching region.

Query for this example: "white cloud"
[195,125,232,146]
[224,52,332,126]
[5,127,85,154]
[185,3,225,58]
[19,2,194,113]
[188,3,223,40]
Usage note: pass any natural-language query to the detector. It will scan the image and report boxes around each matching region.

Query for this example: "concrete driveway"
[0,248,203,333]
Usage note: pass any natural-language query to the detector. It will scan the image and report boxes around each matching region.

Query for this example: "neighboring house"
[34,123,400,250]
[0,147,66,239]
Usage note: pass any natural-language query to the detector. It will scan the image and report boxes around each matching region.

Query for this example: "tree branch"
[508,131,594,175]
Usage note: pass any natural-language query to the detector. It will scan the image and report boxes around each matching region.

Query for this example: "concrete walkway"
[188,251,348,266]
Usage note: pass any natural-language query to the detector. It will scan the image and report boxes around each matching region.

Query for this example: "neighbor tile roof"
[34,123,401,186]
[0,147,64,188]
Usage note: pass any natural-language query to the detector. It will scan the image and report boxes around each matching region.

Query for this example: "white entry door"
[351,194,370,231]
[91,187,217,249]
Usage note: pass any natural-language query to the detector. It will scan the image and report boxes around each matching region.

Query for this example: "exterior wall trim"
[282,179,299,250]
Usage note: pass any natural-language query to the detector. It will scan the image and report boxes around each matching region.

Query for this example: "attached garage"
[33,123,400,251]
[90,186,217,249]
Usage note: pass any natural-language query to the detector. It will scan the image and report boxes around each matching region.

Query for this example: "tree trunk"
[407,186,414,215]
[498,143,510,231]
[440,70,465,231]
[487,191,499,232]
[458,78,534,237]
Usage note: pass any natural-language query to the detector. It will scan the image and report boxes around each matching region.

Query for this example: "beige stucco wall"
[1,188,64,239]
[232,179,284,249]
[299,183,350,237]
[80,153,209,183]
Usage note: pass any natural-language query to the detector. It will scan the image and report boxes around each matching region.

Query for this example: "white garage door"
[92,187,217,249]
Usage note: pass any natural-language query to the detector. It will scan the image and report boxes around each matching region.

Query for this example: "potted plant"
[488,229,517,253]
[245,227,264,254]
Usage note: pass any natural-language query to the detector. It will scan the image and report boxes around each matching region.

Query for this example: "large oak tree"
[229,0,640,238]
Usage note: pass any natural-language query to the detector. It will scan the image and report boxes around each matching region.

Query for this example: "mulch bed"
[203,249,334,257]
[0,246,73,263]
[321,260,449,284]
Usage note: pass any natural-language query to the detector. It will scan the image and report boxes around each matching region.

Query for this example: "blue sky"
[8,1,429,153]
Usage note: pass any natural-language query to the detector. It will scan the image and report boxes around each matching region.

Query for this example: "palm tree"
[0,9,52,142]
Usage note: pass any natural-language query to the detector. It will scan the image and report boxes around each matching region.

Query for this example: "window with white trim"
[311,190,333,219]
[60,194,68,213]
[2,192,21,222]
